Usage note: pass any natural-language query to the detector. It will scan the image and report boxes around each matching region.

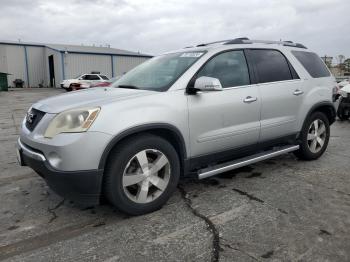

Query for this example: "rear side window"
[100,75,109,80]
[292,51,330,78]
[251,49,293,83]
[197,50,250,88]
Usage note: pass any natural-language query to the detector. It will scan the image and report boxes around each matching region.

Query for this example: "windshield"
[112,51,205,91]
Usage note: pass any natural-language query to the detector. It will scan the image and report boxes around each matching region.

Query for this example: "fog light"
[47,152,62,169]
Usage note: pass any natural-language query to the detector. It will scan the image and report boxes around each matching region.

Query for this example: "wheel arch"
[98,124,188,175]
[306,102,336,125]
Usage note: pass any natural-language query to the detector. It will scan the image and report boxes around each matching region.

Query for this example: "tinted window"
[100,75,109,80]
[197,50,250,88]
[292,51,330,78]
[251,49,293,83]
[88,75,100,80]
[83,75,92,80]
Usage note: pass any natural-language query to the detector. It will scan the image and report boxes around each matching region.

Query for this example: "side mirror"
[194,76,223,92]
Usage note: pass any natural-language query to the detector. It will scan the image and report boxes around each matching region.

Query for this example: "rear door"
[246,49,303,142]
[188,50,261,158]
[88,74,101,83]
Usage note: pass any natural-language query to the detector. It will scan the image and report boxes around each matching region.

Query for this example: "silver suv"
[17,38,337,215]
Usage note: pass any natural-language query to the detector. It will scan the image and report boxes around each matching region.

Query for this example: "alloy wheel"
[307,119,327,153]
[122,149,171,203]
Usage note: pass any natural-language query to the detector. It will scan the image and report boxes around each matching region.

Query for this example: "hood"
[32,88,154,113]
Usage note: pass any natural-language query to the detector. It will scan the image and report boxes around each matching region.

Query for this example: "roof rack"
[191,38,307,49]
[223,38,307,49]
[196,39,234,47]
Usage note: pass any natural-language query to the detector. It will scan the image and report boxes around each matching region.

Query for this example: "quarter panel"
[295,77,335,131]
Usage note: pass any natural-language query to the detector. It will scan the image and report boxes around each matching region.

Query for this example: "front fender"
[90,90,190,164]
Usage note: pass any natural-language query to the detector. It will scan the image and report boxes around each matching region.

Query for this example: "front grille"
[25,108,46,131]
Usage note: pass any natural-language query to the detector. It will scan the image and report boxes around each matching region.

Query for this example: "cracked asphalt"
[1,88,350,261]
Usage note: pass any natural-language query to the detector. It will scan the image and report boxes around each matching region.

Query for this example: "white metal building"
[0,40,152,88]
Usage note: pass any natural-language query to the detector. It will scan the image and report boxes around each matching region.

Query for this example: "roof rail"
[294,43,307,49]
[193,38,307,49]
[224,38,307,49]
[196,39,234,47]
[223,37,250,44]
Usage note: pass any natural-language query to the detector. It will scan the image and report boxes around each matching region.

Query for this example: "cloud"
[0,0,349,59]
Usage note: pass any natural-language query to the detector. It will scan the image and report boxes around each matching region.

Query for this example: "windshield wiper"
[117,85,140,89]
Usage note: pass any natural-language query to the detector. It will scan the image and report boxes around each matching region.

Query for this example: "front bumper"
[17,138,103,206]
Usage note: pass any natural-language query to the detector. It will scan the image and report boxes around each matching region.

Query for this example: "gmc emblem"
[26,111,35,124]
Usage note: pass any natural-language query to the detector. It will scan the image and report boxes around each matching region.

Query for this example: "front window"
[197,50,250,88]
[112,51,206,91]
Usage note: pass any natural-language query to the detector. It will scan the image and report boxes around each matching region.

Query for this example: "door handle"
[293,89,304,96]
[243,96,257,103]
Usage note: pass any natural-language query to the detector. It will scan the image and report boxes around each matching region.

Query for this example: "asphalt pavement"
[0,88,349,261]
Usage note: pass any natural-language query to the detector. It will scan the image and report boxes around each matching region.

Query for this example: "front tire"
[103,134,180,215]
[65,84,73,92]
[294,112,330,160]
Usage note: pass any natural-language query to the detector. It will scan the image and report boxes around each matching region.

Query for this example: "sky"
[1,0,349,62]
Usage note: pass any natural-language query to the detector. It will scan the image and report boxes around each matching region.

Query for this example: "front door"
[188,50,261,159]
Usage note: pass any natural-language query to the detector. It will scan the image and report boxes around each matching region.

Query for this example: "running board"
[198,145,299,180]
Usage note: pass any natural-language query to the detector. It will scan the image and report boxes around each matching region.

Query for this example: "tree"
[338,55,345,64]
[344,58,350,72]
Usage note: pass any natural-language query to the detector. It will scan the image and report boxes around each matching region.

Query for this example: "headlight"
[44,107,100,138]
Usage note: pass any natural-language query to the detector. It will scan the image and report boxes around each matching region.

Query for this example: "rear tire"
[103,134,180,215]
[294,112,330,160]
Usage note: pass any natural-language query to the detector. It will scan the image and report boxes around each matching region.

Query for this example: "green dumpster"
[0,72,10,91]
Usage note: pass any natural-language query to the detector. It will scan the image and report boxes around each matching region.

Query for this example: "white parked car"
[60,74,109,91]
[338,79,349,88]
[337,83,350,120]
